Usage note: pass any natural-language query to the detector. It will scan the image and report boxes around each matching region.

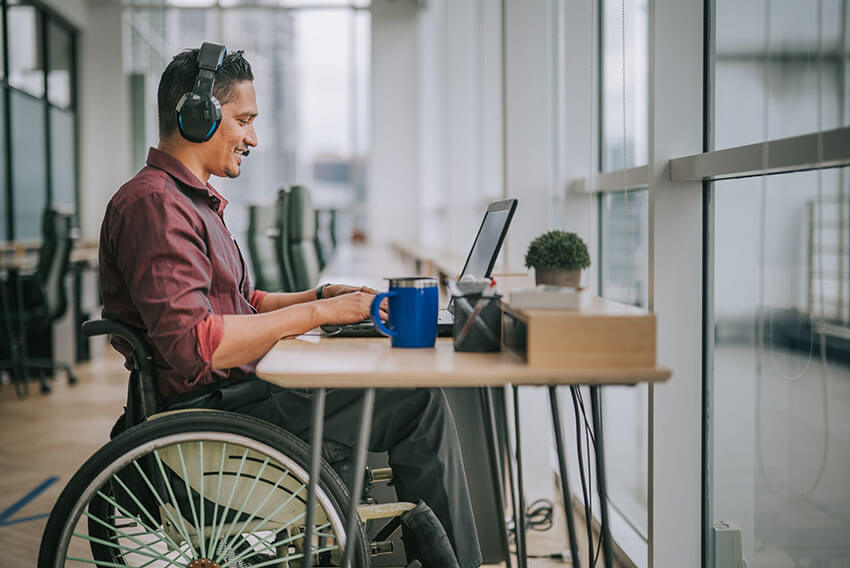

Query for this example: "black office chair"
[287,185,322,291]
[314,208,338,271]
[273,187,298,293]
[246,204,285,292]
[0,208,78,395]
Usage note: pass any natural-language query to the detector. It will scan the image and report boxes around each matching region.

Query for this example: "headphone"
[176,42,227,143]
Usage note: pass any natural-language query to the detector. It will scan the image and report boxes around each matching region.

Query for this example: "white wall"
[78,0,133,240]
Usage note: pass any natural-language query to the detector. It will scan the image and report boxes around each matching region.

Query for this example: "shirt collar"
[146,147,229,215]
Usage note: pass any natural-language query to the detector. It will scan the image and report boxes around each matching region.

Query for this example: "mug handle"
[370,291,396,337]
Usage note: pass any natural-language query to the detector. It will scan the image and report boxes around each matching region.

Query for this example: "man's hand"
[318,290,388,324]
[323,284,380,298]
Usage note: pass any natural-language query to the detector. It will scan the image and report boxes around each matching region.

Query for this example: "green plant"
[524,230,591,271]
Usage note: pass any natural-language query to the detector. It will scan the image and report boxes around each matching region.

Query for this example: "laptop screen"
[459,199,518,279]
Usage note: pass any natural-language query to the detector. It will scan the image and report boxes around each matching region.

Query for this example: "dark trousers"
[166,377,482,568]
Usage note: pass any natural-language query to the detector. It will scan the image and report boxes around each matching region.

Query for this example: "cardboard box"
[502,296,656,369]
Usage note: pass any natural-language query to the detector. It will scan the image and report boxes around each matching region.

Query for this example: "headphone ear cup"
[176,93,222,143]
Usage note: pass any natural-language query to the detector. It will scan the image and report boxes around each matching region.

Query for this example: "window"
[0,3,79,240]
[7,3,44,98]
[47,20,73,108]
[707,1,850,566]
[10,91,47,239]
[596,0,651,560]
[714,0,847,150]
[711,168,850,566]
[600,0,649,171]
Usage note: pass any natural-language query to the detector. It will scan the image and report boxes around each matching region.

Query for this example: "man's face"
[205,80,258,179]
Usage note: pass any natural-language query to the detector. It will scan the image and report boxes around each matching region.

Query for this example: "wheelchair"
[38,319,457,568]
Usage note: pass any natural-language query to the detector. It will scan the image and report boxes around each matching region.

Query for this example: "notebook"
[321,198,518,338]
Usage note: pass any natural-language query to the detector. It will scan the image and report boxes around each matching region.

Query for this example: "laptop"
[322,198,518,337]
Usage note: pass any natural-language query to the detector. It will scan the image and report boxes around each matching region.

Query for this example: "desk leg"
[512,385,528,568]
[303,387,327,568]
[548,386,581,568]
[589,386,613,567]
[480,387,512,568]
[342,387,375,568]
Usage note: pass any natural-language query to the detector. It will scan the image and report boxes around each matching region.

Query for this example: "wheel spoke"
[153,449,199,559]
[215,482,307,566]
[221,508,332,568]
[72,531,171,563]
[117,461,193,559]
[217,466,290,560]
[207,447,250,559]
[214,456,270,559]
[175,443,204,558]
[84,507,186,565]
[208,442,227,550]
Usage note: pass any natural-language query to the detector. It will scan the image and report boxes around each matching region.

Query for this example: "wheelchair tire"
[39,410,369,567]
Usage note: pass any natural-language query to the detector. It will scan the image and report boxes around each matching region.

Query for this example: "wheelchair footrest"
[357,501,416,521]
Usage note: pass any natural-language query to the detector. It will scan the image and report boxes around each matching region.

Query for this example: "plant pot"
[535,268,581,288]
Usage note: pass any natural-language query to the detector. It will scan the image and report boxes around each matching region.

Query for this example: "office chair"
[246,204,285,292]
[273,187,298,293]
[314,208,338,271]
[0,208,78,395]
[287,185,322,291]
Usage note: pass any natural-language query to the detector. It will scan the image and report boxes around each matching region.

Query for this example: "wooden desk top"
[255,334,671,389]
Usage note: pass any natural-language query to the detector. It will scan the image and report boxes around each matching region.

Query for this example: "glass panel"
[600,0,649,171]
[50,108,76,210]
[10,91,47,239]
[290,8,358,239]
[599,188,650,545]
[47,20,73,108]
[600,189,649,308]
[8,4,45,98]
[711,168,850,567]
[714,0,849,150]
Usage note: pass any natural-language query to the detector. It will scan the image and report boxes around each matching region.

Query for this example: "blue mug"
[370,277,439,348]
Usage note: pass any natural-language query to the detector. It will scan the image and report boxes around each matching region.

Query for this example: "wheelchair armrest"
[82,319,153,362]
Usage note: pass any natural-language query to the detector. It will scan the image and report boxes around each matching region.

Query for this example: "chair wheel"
[40,382,52,394]
[67,373,78,385]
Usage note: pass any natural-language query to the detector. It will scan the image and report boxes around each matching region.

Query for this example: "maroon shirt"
[100,147,258,399]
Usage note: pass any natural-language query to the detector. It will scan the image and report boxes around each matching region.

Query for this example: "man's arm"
[254,284,380,313]
[211,290,382,369]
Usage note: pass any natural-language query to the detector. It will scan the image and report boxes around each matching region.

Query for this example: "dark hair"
[157,48,254,138]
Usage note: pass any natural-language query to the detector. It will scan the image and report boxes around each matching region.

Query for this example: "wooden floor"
[0,348,623,567]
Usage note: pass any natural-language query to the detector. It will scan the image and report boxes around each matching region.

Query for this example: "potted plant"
[524,230,591,287]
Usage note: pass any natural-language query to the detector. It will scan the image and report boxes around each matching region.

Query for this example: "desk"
[255,245,671,568]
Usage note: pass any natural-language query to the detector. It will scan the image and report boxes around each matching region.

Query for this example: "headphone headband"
[176,42,227,143]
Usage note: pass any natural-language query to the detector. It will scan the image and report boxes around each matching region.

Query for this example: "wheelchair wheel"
[39,410,369,567]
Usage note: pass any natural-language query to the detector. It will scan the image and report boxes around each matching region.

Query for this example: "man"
[99,46,481,567]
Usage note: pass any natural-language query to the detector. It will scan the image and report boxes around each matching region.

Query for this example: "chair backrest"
[273,188,297,292]
[35,208,74,322]
[287,185,321,291]
[246,204,283,292]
